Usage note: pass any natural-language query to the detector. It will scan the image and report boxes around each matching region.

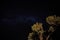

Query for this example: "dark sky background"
[1,0,59,40]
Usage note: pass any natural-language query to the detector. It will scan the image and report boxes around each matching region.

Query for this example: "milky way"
[2,15,44,25]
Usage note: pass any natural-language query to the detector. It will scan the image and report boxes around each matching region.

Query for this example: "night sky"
[1,0,59,40]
